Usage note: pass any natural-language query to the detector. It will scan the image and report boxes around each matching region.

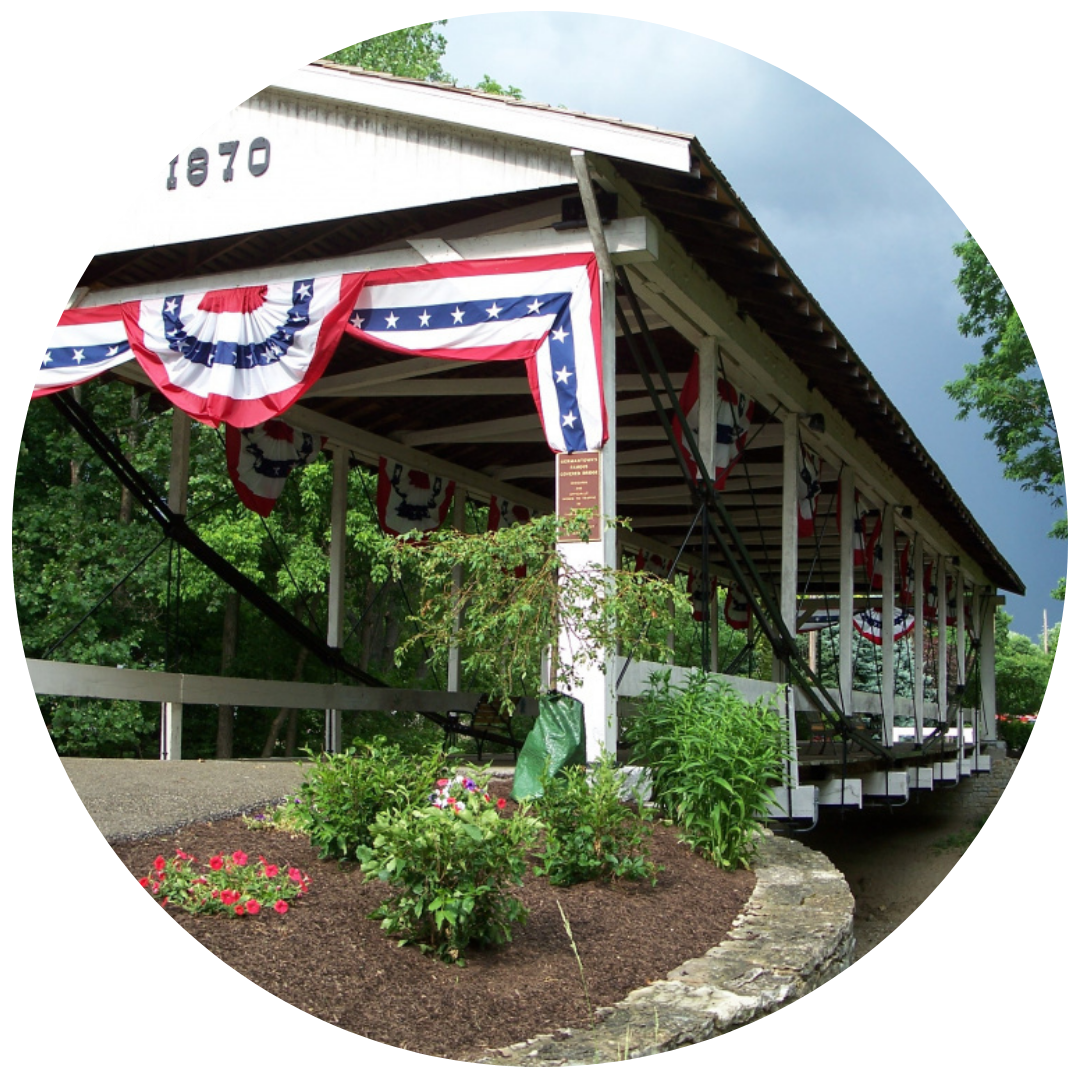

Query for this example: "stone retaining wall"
[931,755,1017,824]
[476,832,854,1066]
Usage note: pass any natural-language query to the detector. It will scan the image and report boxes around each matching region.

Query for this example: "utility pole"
[1043,608,1049,654]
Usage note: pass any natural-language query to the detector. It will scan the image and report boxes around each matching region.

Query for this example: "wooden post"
[699,338,718,673]
[324,446,348,755]
[558,161,619,760]
[881,505,896,746]
[775,411,799,681]
[913,533,925,744]
[937,555,949,731]
[980,592,998,746]
[160,407,190,762]
[446,491,468,694]
[838,466,855,716]
[955,571,967,756]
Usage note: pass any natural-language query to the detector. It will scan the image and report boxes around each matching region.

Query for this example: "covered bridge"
[27,62,1022,822]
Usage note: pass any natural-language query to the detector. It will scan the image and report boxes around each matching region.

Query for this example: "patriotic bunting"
[686,568,718,622]
[837,486,882,588]
[488,496,532,578]
[634,550,672,578]
[125,277,363,428]
[342,254,605,453]
[853,609,916,645]
[724,583,751,630]
[225,420,326,517]
[37,254,606,453]
[35,305,136,397]
[899,537,916,609]
[376,457,455,537]
[797,448,821,538]
[672,352,755,489]
[797,608,840,633]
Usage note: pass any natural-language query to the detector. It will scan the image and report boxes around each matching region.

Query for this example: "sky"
[436,11,1065,641]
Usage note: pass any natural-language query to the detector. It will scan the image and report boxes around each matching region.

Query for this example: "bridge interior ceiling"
[77,175,1021,603]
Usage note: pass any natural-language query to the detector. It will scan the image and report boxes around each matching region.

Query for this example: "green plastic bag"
[510,692,586,802]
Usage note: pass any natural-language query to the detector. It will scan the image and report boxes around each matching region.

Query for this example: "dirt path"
[790,795,976,958]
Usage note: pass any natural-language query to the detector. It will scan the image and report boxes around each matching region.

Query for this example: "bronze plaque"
[556,451,602,542]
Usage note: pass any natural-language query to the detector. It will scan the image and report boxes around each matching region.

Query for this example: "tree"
[323,23,451,82]
[323,23,524,99]
[993,610,1055,716]
[946,233,1064,595]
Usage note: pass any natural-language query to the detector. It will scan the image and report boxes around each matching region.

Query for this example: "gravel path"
[61,758,310,842]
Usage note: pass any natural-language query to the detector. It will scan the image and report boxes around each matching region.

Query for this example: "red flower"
[209,855,224,871]
[232,851,249,867]
[153,856,166,872]
[246,899,261,915]
[496,798,507,810]
[288,867,303,884]
[160,898,168,907]
[234,903,246,916]
[274,900,289,914]
[138,877,150,888]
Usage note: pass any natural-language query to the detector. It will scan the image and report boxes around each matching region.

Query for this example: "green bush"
[360,789,540,964]
[623,669,787,870]
[998,718,1035,756]
[294,737,447,861]
[535,752,660,886]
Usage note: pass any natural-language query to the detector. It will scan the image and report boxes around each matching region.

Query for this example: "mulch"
[109,781,755,1062]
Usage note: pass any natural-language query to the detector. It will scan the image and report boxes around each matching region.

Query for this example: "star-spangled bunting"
[797,447,821,538]
[343,254,605,454]
[853,609,916,645]
[376,457,455,538]
[225,419,326,517]
[36,254,606,454]
[671,351,755,489]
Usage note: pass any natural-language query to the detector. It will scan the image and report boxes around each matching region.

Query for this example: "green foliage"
[323,23,451,82]
[377,511,688,714]
[998,718,1035,755]
[360,789,540,964]
[624,670,787,870]
[947,233,1065,547]
[994,610,1054,716]
[294,738,447,861]
[535,753,659,886]
[322,24,524,100]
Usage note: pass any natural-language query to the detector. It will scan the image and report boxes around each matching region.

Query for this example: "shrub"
[360,788,540,965]
[535,752,660,886]
[624,669,787,870]
[294,737,447,861]
[998,717,1035,756]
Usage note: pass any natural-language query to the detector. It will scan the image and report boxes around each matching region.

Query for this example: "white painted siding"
[107,87,581,254]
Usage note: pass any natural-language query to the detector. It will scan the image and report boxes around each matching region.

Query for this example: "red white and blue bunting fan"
[899,537,916,608]
[488,496,532,577]
[634,550,672,578]
[376,457,455,537]
[797,608,840,632]
[686,568,718,622]
[797,448,821,538]
[225,420,326,518]
[853,608,916,645]
[342,253,605,453]
[35,305,135,396]
[125,279,363,428]
[37,254,606,453]
[671,352,755,489]
[836,486,882,588]
[724,583,752,630]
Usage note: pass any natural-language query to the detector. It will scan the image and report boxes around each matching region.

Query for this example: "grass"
[930,818,985,855]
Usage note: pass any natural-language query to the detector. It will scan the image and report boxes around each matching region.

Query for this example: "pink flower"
[234,903,246,916]
[246,899,261,915]
[209,855,224,871]
[288,867,303,884]
[435,778,449,788]
[262,864,279,878]
[274,900,289,914]
[153,856,166,872]
[232,851,248,867]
